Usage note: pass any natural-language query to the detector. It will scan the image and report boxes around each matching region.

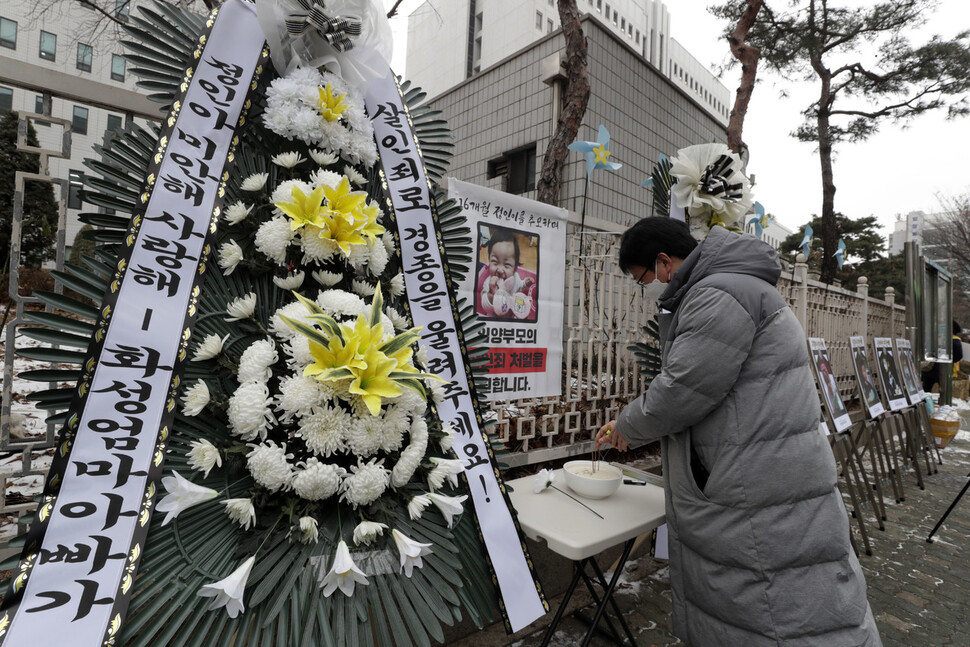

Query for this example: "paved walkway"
[452,428,970,647]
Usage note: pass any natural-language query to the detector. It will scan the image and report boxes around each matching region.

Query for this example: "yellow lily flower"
[323,177,368,223]
[317,83,350,122]
[305,337,363,378]
[341,314,385,356]
[349,346,403,416]
[276,184,325,231]
[359,201,386,241]
[319,211,367,257]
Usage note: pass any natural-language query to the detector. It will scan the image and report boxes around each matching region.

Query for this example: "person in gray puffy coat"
[595,218,882,646]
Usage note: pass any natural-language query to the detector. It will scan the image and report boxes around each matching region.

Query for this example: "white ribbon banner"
[0,2,266,644]
[365,69,546,633]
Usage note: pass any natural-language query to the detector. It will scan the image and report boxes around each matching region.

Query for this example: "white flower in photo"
[224,201,252,225]
[291,458,345,501]
[237,338,279,384]
[311,270,343,287]
[298,405,349,457]
[156,471,218,525]
[389,273,405,298]
[271,151,306,168]
[310,168,344,189]
[309,148,339,166]
[340,458,390,508]
[240,172,268,192]
[427,492,467,528]
[218,239,245,275]
[533,468,556,494]
[428,457,465,490]
[226,293,257,321]
[297,516,319,544]
[391,529,432,577]
[344,164,366,186]
[254,216,295,264]
[321,541,368,598]
[227,381,276,441]
[272,271,305,290]
[351,279,375,298]
[181,380,211,417]
[407,494,431,521]
[197,555,255,618]
[187,437,221,476]
[192,332,229,361]
[223,498,256,530]
[246,441,293,492]
[353,520,388,546]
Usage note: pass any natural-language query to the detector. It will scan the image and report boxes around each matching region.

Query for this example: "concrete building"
[0,1,200,257]
[888,210,926,255]
[406,0,730,126]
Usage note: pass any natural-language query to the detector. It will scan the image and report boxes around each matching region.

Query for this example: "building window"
[73,105,89,135]
[0,86,12,114]
[69,170,85,210]
[77,43,93,72]
[111,54,126,82]
[596,0,602,11]
[116,0,130,18]
[621,17,625,30]
[636,30,640,44]
[0,17,16,49]
[488,146,537,195]
[536,11,542,29]
[39,30,57,61]
[107,114,123,132]
[605,5,610,19]
[34,95,51,125]
[547,18,554,33]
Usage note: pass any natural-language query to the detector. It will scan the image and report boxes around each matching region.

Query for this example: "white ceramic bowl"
[563,460,622,499]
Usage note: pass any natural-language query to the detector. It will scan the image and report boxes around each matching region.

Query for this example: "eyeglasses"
[632,266,650,286]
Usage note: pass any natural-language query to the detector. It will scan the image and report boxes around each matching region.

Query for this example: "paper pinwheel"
[834,238,846,269]
[747,202,770,238]
[799,223,813,258]
[568,124,623,177]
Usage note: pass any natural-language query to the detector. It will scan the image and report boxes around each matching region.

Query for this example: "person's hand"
[595,420,629,451]
[523,276,535,290]
[488,276,500,295]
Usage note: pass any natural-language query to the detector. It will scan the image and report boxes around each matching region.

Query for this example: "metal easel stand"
[926,470,970,543]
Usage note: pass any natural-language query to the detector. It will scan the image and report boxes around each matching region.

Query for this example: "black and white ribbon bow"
[699,154,744,202]
[284,0,362,52]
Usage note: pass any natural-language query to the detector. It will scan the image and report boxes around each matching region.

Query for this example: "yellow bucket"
[931,418,960,449]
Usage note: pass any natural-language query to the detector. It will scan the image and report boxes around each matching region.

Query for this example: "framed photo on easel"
[808,338,852,432]
[873,337,909,411]
[895,338,927,405]
[849,336,885,419]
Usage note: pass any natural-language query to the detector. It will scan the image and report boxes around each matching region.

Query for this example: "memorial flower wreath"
[8,1,502,645]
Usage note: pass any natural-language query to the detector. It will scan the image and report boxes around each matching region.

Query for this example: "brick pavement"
[451,428,970,647]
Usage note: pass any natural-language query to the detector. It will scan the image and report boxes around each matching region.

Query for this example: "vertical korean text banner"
[448,178,566,400]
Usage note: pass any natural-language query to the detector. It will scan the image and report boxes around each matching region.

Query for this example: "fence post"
[885,287,895,337]
[858,276,869,337]
[796,253,809,333]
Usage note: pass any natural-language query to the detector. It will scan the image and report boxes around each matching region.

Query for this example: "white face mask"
[641,258,668,303]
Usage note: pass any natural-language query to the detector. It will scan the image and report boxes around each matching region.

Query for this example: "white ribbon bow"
[284,0,362,52]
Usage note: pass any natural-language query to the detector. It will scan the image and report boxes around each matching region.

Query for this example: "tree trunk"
[809,0,838,282]
[536,0,590,206]
[725,0,763,155]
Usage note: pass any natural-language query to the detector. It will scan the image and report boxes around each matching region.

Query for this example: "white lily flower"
[391,529,432,577]
[309,149,339,166]
[272,151,306,168]
[240,172,268,191]
[181,380,211,417]
[226,293,257,321]
[321,541,369,598]
[272,271,305,290]
[312,270,343,287]
[408,494,431,520]
[223,498,256,530]
[428,457,465,490]
[439,421,455,452]
[298,516,319,544]
[186,437,221,476]
[352,520,388,546]
[197,555,255,618]
[156,471,218,525]
[192,333,229,361]
[223,201,252,225]
[218,239,244,276]
[427,492,467,528]
[343,164,366,186]
[533,468,555,494]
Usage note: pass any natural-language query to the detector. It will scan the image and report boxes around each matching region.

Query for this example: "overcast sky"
[383,0,970,242]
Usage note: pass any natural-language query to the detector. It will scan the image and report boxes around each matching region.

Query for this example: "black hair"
[955,321,963,335]
[618,217,698,274]
[487,228,520,266]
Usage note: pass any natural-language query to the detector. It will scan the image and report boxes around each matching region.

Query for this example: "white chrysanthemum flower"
[398,387,426,415]
[408,494,431,521]
[309,149,339,166]
[269,300,315,340]
[270,179,314,207]
[298,405,350,457]
[310,169,344,189]
[291,458,345,501]
[344,416,383,457]
[351,279,375,298]
[181,380,211,418]
[311,270,343,287]
[246,441,293,492]
[430,383,446,404]
[367,239,389,277]
[223,498,256,530]
[187,438,221,476]
[224,201,252,225]
[225,293,257,321]
[439,421,456,452]
[385,306,409,333]
[283,335,314,368]
[192,333,229,361]
[240,172,268,191]
[391,417,428,488]
[414,345,430,371]
[382,231,396,254]
[237,339,278,384]
[389,273,406,298]
[428,457,465,490]
[227,381,276,441]
[317,290,367,319]
[218,239,244,276]
[299,227,339,262]
[353,520,388,546]
[271,152,306,168]
[272,271,305,290]
[297,516,319,544]
[344,165,366,186]
[340,458,390,508]
[378,407,410,452]
[276,375,324,420]
[255,216,295,264]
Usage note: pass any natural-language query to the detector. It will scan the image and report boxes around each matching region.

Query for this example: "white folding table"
[506,469,666,646]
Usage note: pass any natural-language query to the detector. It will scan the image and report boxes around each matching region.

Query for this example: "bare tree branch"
[386,0,406,19]
[725,0,764,155]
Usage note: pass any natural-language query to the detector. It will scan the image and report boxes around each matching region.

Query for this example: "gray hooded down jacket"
[616,227,881,646]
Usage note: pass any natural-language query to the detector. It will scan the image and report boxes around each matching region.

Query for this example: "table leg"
[539,560,586,647]
[579,538,638,647]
